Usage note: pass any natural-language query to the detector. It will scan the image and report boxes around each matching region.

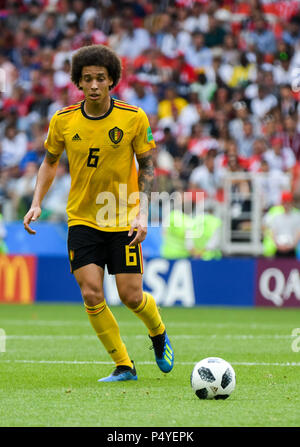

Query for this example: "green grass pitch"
[0,303,300,427]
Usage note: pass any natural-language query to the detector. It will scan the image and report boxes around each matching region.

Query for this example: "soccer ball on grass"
[191,357,236,400]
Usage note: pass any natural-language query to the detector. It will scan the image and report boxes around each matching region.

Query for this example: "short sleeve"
[44,112,65,157]
[132,108,156,155]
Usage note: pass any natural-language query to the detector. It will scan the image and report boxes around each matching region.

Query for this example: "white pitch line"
[1,359,300,367]
[4,334,295,340]
[0,320,297,330]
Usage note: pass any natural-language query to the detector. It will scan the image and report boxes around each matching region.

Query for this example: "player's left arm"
[128,148,154,247]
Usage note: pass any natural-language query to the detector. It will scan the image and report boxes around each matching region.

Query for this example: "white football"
[191,357,236,400]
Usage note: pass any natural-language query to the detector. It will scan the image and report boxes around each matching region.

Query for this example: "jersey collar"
[80,97,114,120]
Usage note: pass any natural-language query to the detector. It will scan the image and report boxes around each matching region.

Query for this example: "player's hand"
[23,206,41,235]
[128,214,147,246]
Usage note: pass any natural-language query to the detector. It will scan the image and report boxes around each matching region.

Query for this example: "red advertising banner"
[0,255,36,303]
[256,259,300,307]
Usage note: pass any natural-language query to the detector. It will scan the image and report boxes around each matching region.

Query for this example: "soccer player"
[23,44,174,382]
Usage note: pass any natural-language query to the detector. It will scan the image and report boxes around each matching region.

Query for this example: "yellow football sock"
[132,292,165,337]
[85,301,132,368]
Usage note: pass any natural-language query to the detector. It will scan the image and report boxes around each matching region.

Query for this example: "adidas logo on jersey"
[72,133,81,141]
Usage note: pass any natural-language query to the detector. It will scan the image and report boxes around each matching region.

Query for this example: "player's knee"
[81,285,104,307]
[119,285,143,309]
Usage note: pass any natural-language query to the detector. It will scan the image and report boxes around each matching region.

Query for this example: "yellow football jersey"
[44,98,156,231]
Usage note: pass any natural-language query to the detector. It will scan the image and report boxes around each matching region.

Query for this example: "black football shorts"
[67,225,143,274]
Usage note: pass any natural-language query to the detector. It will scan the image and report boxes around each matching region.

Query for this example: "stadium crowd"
[0,0,300,236]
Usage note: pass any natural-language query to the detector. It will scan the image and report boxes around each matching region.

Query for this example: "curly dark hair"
[71,44,122,90]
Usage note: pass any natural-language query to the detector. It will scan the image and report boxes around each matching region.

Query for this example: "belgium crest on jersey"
[109,127,123,144]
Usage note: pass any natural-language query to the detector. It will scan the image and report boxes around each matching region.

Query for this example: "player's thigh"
[74,263,105,306]
[115,273,143,309]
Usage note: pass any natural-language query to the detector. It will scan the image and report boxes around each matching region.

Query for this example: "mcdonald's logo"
[0,255,36,303]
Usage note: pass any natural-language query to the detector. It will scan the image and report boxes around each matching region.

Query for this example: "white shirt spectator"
[264,147,296,171]
[160,30,191,59]
[14,172,37,198]
[183,13,209,33]
[256,170,290,208]
[1,131,28,168]
[273,63,293,86]
[117,28,151,59]
[264,209,300,248]
[177,104,201,137]
[189,163,222,198]
[185,45,213,68]
[251,93,278,118]
[53,70,70,89]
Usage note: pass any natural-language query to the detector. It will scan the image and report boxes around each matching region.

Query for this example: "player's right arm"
[23,151,60,234]
[24,112,65,234]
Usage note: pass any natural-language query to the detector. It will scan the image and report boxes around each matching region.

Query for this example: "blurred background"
[0,0,300,308]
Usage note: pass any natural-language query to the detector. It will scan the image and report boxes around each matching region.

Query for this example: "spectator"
[220,149,251,239]
[217,139,249,172]
[0,50,18,97]
[159,22,191,59]
[250,85,278,119]
[52,39,73,71]
[262,191,300,258]
[282,16,300,47]
[257,159,290,210]
[177,92,203,138]
[189,149,222,200]
[264,136,296,173]
[229,100,261,142]
[280,114,300,161]
[53,59,72,89]
[190,70,217,104]
[19,121,47,170]
[261,114,278,143]
[125,80,158,116]
[159,127,182,159]
[250,15,277,55]
[48,87,70,120]
[134,48,164,85]
[236,120,257,158]
[273,45,294,86]
[248,137,268,172]
[39,12,64,49]
[42,161,71,222]
[228,52,256,89]
[187,210,222,260]
[158,86,188,122]
[188,122,219,159]
[9,161,38,219]
[278,84,297,117]
[107,17,125,53]
[115,21,151,59]
[204,13,227,48]
[221,34,240,65]
[182,1,209,34]
[18,48,38,91]
[0,124,28,169]
[184,31,213,69]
